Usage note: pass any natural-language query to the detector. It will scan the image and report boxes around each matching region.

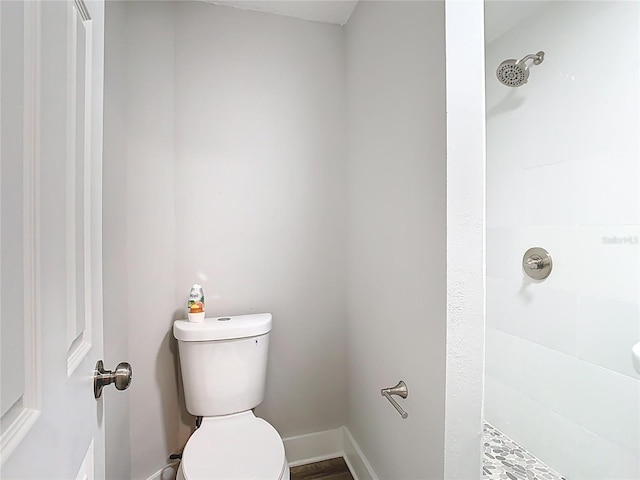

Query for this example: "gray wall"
[103,2,455,478]
[123,3,181,479]
[104,2,181,478]
[173,2,348,439]
[345,1,447,478]
[103,2,131,478]
[103,2,348,477]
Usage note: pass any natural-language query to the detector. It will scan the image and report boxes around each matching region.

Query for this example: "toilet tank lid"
[173,313,272,342]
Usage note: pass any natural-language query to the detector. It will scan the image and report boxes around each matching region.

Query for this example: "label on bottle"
[188,284,204,314]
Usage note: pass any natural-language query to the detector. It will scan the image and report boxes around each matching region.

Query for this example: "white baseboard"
[283,427,344,467]
[342,427,379,480]
[282,426,377,480]
[146,426,377,480]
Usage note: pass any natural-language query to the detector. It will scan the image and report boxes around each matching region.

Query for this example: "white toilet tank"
[173,313,272,417]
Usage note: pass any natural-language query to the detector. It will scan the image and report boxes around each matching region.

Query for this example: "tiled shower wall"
[484,2,640,479]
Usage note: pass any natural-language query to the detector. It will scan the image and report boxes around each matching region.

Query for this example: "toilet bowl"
[173,314,289,480]
[176,412,289,480]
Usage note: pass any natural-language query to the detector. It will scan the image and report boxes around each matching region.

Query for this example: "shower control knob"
[93,360,132,399]
[526,256,543,270]
[522,247,552,280]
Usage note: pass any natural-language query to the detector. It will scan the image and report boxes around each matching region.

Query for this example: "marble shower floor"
[483,423,567,480]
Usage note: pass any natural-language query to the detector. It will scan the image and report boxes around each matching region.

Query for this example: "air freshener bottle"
[188,284,205,323]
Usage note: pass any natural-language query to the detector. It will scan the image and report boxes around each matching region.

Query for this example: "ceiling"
[198,1,548,43]
[202,0,359,25]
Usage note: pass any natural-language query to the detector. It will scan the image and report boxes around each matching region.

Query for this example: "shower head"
[496,51,545,87]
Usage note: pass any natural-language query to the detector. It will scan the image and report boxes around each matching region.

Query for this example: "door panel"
[1,0,42,461]
[0,1,106,478]
[66,0,94,376]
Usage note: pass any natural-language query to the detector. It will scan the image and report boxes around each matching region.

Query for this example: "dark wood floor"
[290,457,354,480]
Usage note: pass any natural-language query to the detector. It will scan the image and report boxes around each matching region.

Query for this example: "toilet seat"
[180,412,287,480]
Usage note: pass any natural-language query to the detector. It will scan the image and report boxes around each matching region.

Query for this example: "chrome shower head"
[496,51,545,87]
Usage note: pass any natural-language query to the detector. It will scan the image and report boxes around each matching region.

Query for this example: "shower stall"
[484,1,640,479]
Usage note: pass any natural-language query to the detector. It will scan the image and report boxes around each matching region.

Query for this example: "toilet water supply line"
[168,416,203,462]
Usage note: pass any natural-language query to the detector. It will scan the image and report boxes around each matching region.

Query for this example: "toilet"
[173,313,289,480]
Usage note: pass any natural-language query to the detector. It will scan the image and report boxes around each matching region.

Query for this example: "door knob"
[93,360,132,399]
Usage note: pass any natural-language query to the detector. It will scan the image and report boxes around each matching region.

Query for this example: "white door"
[1,1,112,478]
